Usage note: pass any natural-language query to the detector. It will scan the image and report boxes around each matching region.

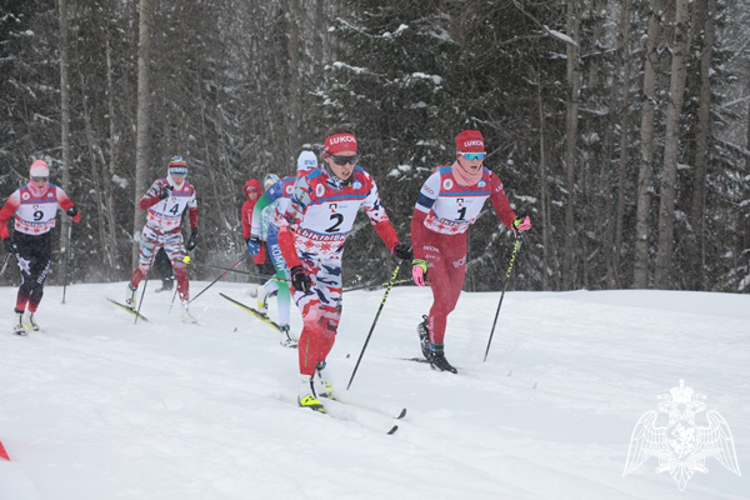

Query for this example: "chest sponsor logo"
[285,185,294,195]
[442,179,454,191]
[353,181,362,190]
[315,183,325,197]
[478,180,486,189]
[22,192,30,201]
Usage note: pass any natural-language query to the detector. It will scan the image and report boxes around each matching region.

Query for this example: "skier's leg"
[130,226,159,289]
[164,230,189,302]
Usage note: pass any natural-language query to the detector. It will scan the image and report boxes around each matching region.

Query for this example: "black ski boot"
[430,353,458,374]
[417,315,432,361]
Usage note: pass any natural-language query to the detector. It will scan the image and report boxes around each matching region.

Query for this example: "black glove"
[290,265,311,293]
[186,230,198,251]
[158,185,173,200]
[66,206,78,217]
[3,238,17,254]
[391,242,413,261]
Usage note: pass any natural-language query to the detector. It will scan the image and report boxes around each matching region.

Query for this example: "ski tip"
[396,408,407,420]
[387,425,399,435]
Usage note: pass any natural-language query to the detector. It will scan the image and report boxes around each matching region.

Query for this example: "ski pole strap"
[346,264,401,390]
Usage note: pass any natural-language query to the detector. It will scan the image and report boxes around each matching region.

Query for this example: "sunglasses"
[460,152,486,161]
[329,154,359,166]
[31,176,49,182]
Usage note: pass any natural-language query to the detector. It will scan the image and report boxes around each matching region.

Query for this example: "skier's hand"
[513,215,531,231]
[290,265,311,293]
[66,205,81,223]
[3,238,17,254]
[412,259,428,287]
[158,185,173,200]
[186,229,198,251]
[391,242,413,261]
[246,235,261,255]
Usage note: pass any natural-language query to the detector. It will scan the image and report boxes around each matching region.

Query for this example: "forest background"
[1,0,748,293]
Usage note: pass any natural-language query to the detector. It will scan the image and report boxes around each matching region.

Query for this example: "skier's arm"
[489,173,516,230]
[362,176,400,251]
[410,172,440,260]
[250,187,279,237]
[0,192,20,240]
[139,180,169,210]
[55,187,81,222]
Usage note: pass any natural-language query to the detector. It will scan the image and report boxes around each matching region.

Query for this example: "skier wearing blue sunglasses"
[410,130,531,373]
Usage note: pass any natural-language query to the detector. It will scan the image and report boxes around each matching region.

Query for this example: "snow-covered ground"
[1,280,748,499]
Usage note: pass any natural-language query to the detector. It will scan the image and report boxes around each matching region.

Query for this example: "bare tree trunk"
[313,0,325,82]
[58,0,72,270]
[537,71,551,291]
[133,0,151,268]
[587,0,607,90]
[655,0,691,289]
[105,32,119,279]
[613,0,634,287]
[563,0,582,290]
[286,0,301,144]
[634,0,663,288]
[690,0,716,290]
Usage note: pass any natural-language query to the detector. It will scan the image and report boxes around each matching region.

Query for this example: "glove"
[66,205,81,223]
[290,265,311,293]
[3,238,17,254]
[246,235,261,255]
[186,230,198,251]
[412,259,428,287]
[158,185,173,200]
[513,215,531,231]
[391,242,413,261]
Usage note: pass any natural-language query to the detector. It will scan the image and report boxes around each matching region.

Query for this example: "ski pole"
[346,264,401,390]
[189,254,248,305]
[0,254,11,279]
[342,279,412,293]
[190,261,289,283]
[483,236,521,362]
[61,223,73,304]
[134,250,157,325]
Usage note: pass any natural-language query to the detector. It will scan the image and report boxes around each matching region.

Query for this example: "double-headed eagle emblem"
[624,380,741,490]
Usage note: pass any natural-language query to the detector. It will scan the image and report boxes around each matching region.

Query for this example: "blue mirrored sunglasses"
[31,176,49,182]
[460,152,486,161]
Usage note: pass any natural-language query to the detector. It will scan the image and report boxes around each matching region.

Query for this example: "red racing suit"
[411,164,516,346]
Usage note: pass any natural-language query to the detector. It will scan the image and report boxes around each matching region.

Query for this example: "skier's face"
[325,152,357,181]
[30,176,49,188]
[457,152,484,173]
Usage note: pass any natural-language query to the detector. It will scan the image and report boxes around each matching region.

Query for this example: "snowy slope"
[1,281,748,500]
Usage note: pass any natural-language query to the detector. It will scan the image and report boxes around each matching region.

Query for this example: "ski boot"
[279,324,297,348]
[125,283,138,307]
[24,311,40,332]
[181,301,198,324]
[12,309,26,336]
[315,362,333,399]
[417,315,432,361]
[298,375,324,412]
[429,344,458,374]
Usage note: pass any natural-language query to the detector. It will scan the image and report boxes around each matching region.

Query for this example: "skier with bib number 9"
[410,130,531,373]
[124,156,199,323]
[268,132,412,411]
[0,160,81,335]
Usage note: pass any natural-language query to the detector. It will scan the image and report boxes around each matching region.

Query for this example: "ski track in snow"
[1,282,748,499]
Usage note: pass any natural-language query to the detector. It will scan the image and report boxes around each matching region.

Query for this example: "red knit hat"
[455,130,485,153]
[325,133,358,155]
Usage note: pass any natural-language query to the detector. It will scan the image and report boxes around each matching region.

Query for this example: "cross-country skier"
[247,151,318,346]
[259,132,412,411]
[241,177,266,286]
[125,156,198,323]
[410,130,531,373]
[0,160,81,335]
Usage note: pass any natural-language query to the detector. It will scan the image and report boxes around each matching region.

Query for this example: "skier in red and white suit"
[0,160,81,335]
[125,156,198,323]
[410,130,531,373]
[276,132,412,411]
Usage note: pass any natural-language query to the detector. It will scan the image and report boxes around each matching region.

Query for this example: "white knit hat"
[296,151,317,173]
